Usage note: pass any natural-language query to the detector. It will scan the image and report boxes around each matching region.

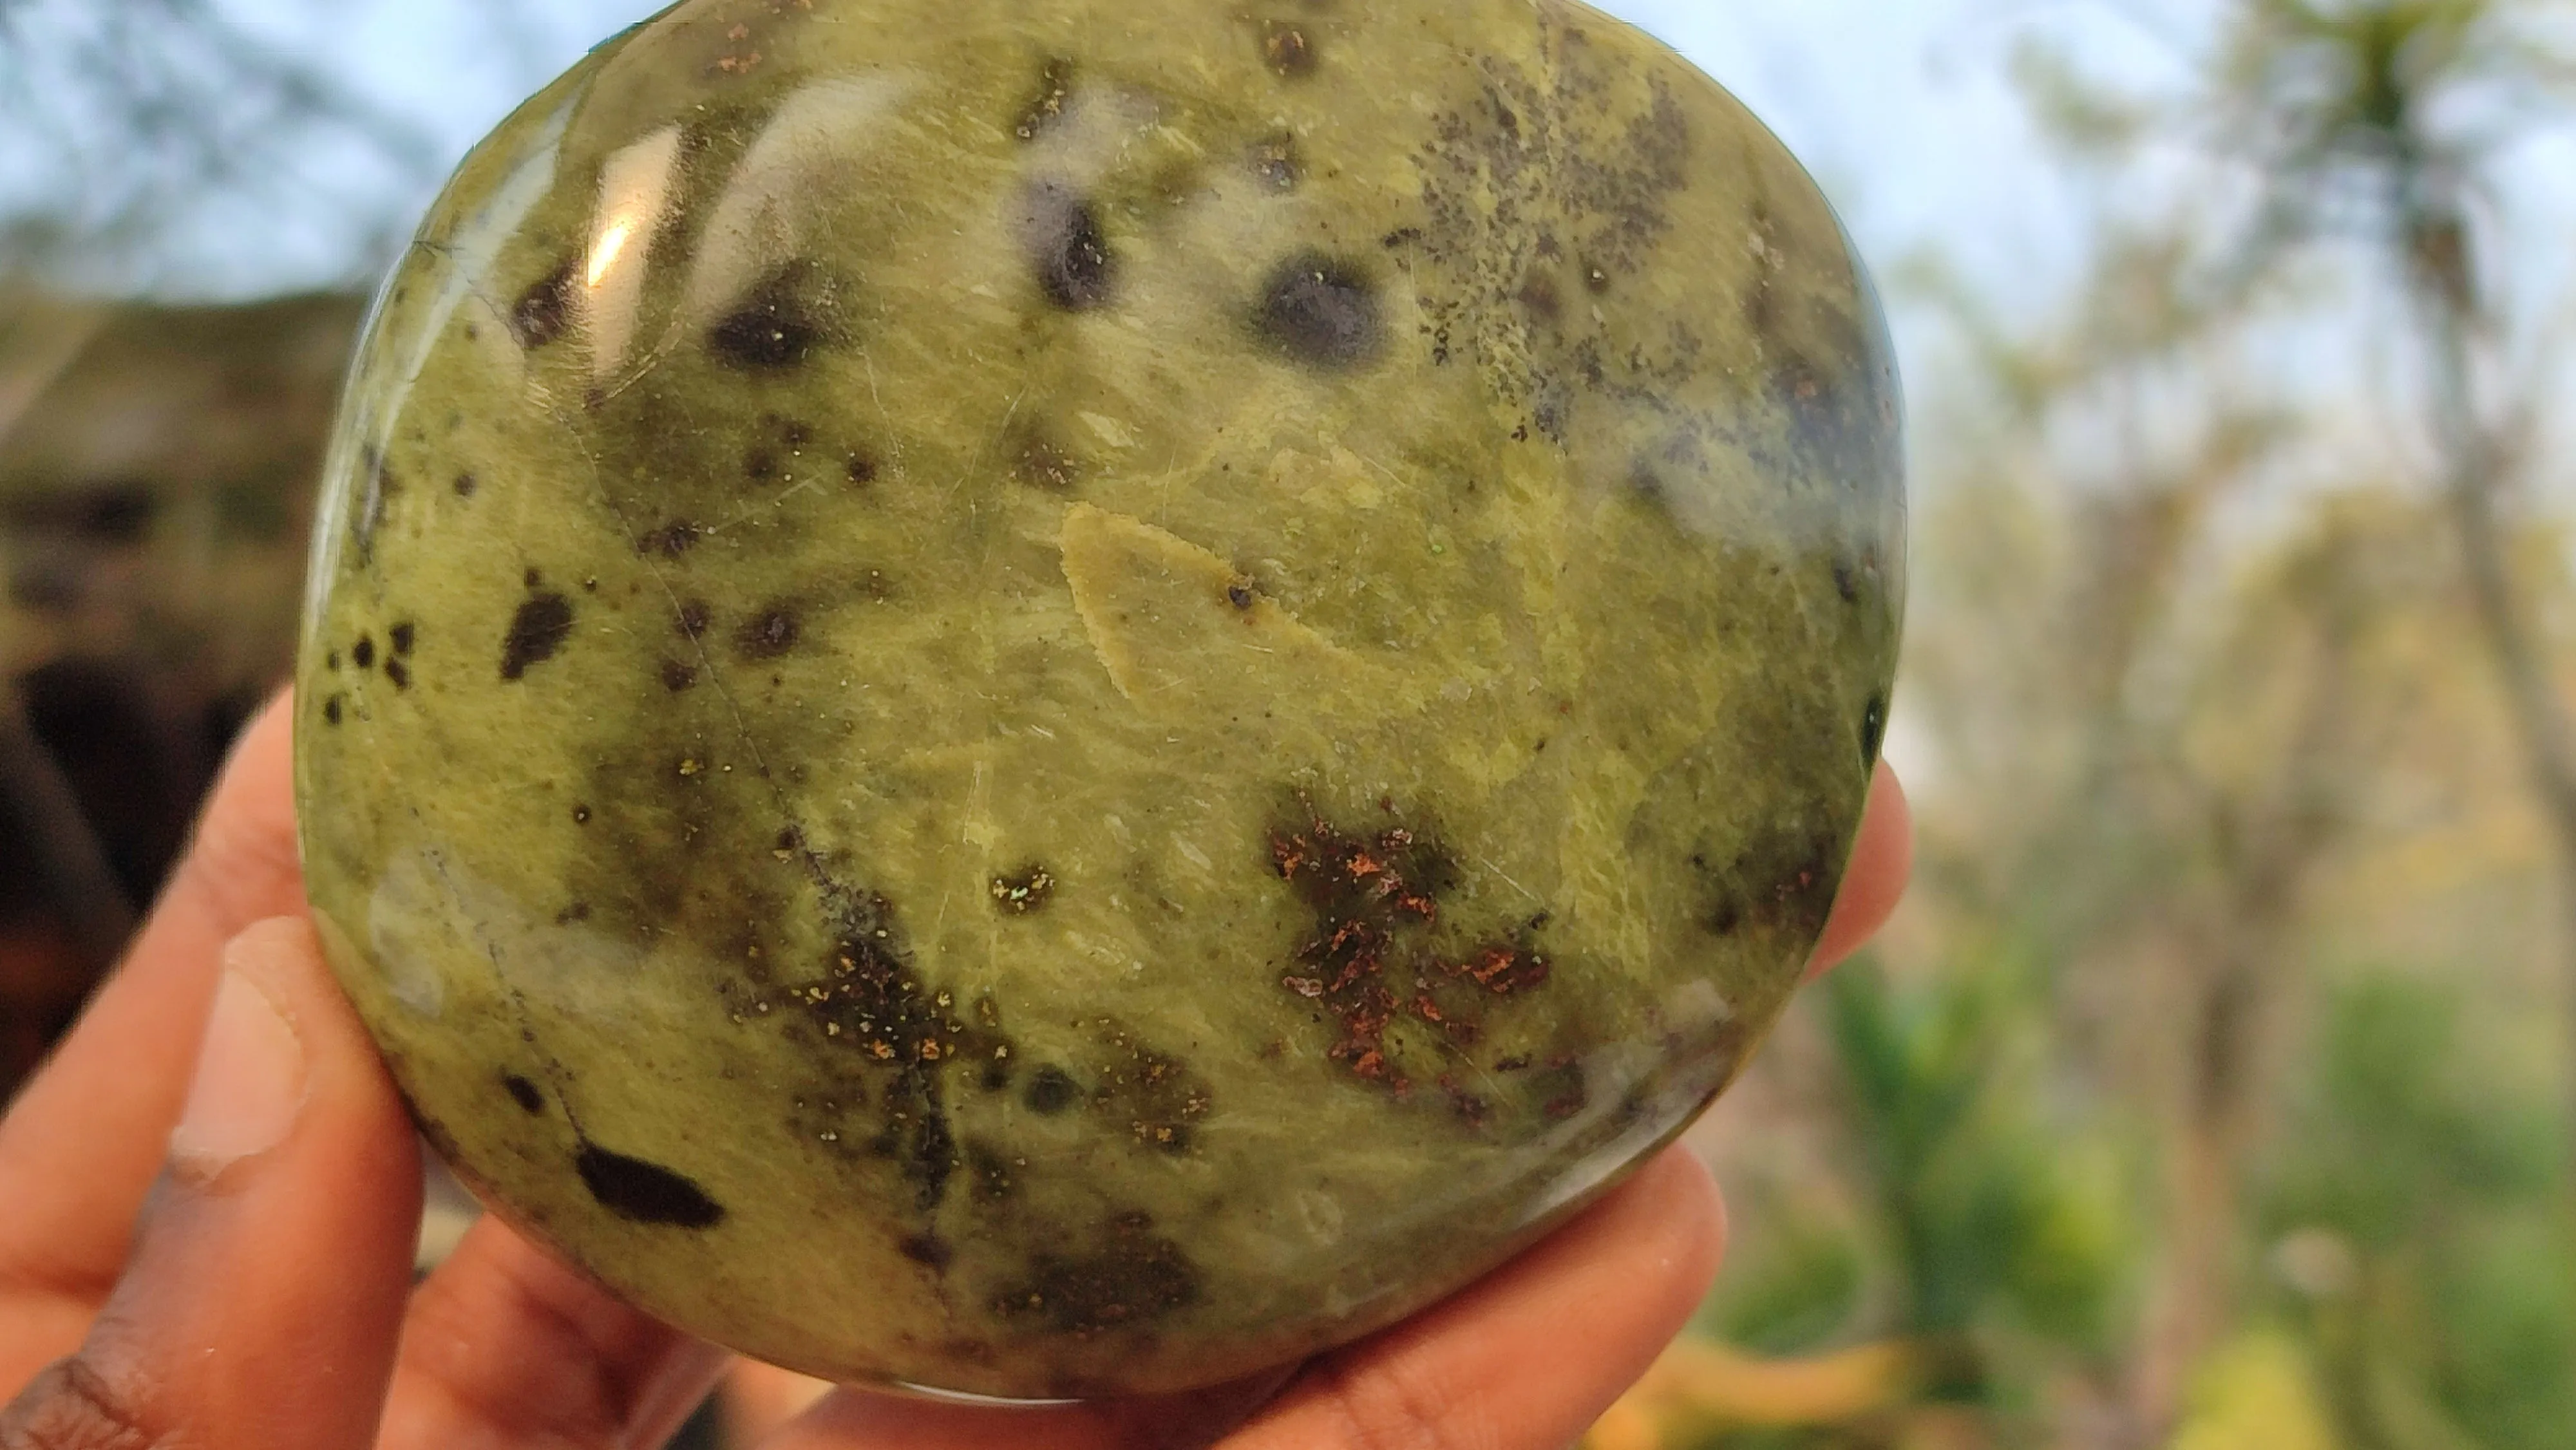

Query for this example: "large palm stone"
[294,0,1904,1400]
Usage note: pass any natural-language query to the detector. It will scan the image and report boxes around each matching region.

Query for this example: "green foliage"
[1702,1210,1865,1356]
[1819,953,2129,1388]
[2262,973,2576,1449]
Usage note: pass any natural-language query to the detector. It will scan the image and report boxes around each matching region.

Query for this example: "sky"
[185,0,2097,310]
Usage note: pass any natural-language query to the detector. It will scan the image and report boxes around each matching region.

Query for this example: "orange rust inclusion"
[1269,806,1550,1102]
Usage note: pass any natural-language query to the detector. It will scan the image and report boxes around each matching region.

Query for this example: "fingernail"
[170,939,308,1172]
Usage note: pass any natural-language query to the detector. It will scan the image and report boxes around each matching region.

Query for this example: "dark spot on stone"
[1019,181,1116,311]
[499,592,575,681]
[1585,262,1612,294]
[1226,581,1256,610]
[994,1212,1202,1335]
[352,635,375,670]
[556,901,591,925]
[524,567,543,588]
[846,453,878,485]
[744,447,779,481]
[900,1234,955,1271]
[510,261,575,349]
[1253,133,1300,191]
[707,261,837,371]
[502,1073,544,1114]
[1025,1064,1079,1115]
[1861,693,1888,767]
[1013,429,1080,491]
[990,864,1056,915]
[967,1141,1014,1204]
[321,695,343,726]
[734,605,800,659]
[640,520,701,556]
[390,622,415,655]
[1014,57,1075,142]
[661,658,699,692]
[674,601,712,641]
[1090,1019,1211,1154]
[1262,21,1316,76]
[574,1143,726,1228]
[1520,274,1562,326]
[384,659,411,691]
[452,472,477,498]
[775,417,814,446]
[1382,226,1425,249]
[1255,253,1383,370]
[1269,802,1552,1098]
[325,651,341,672]
[573,804,591,824]
[1690,816,1844,943]
[1833,559,1861,604]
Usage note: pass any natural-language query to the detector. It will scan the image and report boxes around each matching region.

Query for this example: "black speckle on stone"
[707,262,836,372]
[1226,580,1256,610]
[1833,559,1861,604]
[325,651,341,672]
[734,605,800,659]
[994,1212,1202,1334]
[390,622,416,655]
[352,635,376,670]
[452,471,477,498]
[1014,57,1075,141]
[990,864,1056,915]
[384,658,412,691]
[1013,429,1081,491]
[573,803,592,824]
[503,1073,544,1114]
[574,1143,726,1229]
[1255,253,1383,370]
[524,567,543,588]
[1262,20,1316,77]
[661,658,699,693]
[1520,274,1563,327]
[640,520,701,556]
[744,447,779,482]
[967,1141,1014,1205]
[1025,1064,1079,1115]
[499,592,575,681]
[900,1234,955,1271]
[321,695,343,726]
[1861,693,1888,767]
[557,901,591,925]
[846,453,878,485]
[1253,132,1300,192]
[1019,181,1117,312]
[1585,261,1613,294]
[510,261,576,350]
[676,599,712,639]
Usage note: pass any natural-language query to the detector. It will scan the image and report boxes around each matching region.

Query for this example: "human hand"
[0,692,1909,1450]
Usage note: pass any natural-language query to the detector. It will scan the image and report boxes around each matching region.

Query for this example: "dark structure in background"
[0,288,358,1096]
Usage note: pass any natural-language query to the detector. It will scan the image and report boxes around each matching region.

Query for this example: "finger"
[1808,761,1912,978]
[1222,1148,1723,1450]
[0,917,422,1449]
[0,690,301,1317]
[379,1214,727,1450]
[756,1148,1721,1450]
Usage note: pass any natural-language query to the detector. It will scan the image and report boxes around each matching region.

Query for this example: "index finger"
[0,691,305,1321]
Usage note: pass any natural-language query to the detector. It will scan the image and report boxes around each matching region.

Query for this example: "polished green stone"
[294,0,1903,1400]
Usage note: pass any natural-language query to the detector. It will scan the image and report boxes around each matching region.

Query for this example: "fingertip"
[1808,760,1912,978]
[8,914,422,1449]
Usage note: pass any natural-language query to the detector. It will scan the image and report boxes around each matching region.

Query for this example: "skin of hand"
[0,692,1911,1450]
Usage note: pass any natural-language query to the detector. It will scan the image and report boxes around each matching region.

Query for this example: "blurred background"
[5,1,2575,1446]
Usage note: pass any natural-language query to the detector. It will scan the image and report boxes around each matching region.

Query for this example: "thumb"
[1,917,422,1449]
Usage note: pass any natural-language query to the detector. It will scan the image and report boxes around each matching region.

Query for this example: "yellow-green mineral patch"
[296,0,1903,1400]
